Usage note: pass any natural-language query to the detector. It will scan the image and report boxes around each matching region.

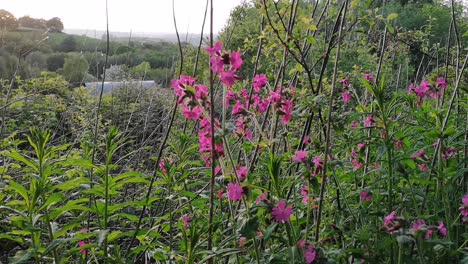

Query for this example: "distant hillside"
[63,29,213,45]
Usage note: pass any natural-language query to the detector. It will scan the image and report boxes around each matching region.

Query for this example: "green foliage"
[62,55,89,84]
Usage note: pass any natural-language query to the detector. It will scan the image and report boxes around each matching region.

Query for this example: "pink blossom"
[305,245,317,264]
[238,166,247,181]
[418,164,427,172]
[255,192,267,205]
[183,105,203,120]
[205,42,223,56]
[363,73,374,80]
[425,229,433,239]
[352,158,363,170]
[227,182,243,201]
[272,200,293,223]
[396,140,402,150]
[232,100,245,115]
[351,121,358,128]
[230,51,243,71]
[339,77,350,85]
[220,70,237,87]
[437,221,447,237]
[195,85,208,100]
[226,90,237,104]
[293,150,308,162]
[257,231,263,238]
[217,189,224,199]
[342,92,352,102]
[360,191,372,202]
[280,99,293,125]
[364,115,374,127]
[297,239,306,249]
[459,194,468,217]
[357,143,366,149]
[410,148,425,159]
[269,89,282,103]
[384,211,396,226]
[303,135,310,144]
[253,74,268,92]
[239,237,247,248]
[183,214,191,230]
[412,219,426,232]
[312,156,323,169]
[437,77,448,89]
[79,240,87,255]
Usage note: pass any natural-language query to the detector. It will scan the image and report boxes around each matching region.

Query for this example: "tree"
[63,55,89,84]
[130,61,152,79]
[59,36,77,52]
[46,17,63,33]
[0,9,19,31]
[46,53,66,71]
[18,16,46,29]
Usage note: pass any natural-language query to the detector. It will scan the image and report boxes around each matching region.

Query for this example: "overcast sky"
[2,0,245,33]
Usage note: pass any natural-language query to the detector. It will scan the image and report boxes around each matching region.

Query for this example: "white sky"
[2,0,245,33]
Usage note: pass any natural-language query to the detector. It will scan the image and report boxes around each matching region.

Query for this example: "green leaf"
[240,217,260,239]
[386,13,398,21]
[43,238,72,255]
[8,180,30,207]
[108,231,123,242]
[9,150,38,172]
[10,249,34,264]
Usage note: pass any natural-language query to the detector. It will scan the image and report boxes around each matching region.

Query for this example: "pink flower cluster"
[407,78,448,106]
[350,145,364,170]
[339,77,352,103]
[412,219,447,238]
[360,191,372,202]
[410,148,428,172]
[298,240,317,264]
[206,42,242,87]
[460,194,468,223]
[269,86,296,125]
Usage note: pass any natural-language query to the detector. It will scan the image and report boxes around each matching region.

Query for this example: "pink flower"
[230,51,243,71]
[360,191,372,202]
[205,42,223,56]
[217,189,224,199]
[339,77,350,85]
[438,221,447,236]
[195,85,208,100]
[293,150,308,162]
[384,211,397,226]
[297,239,306,249]
[396,140,402,150]
[227,182,243,201]
[257,231,263,238]
[303,135,310,144]
[280,99,293,125]
[351,121,358,128]
[363,73,374,80]
[220,70,237,87]
[437,77,448,89]
[255,192,267,205]
[357,143,366,149]
[239,237,247,248]
[352,158,363,170]
[237,166,247,181]
[226,90,237,104]
[425,229,433,239]
[269,90,281,103]
[79,240,87,255]
[183,105,203,120]
[253,74,268,92]
[232,100,245,115]
[312,156,323,169]
[342,92,352,102]
[272,200,293,223]
[183,214,191,230]
[418,164,427,172]
[459,194,468,218]
[412,219,426,232]
[364,115,374,127]
[410,148,425,159]
[305,245,317,264]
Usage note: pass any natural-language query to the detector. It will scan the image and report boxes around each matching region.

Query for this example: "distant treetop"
[0,9,19,31]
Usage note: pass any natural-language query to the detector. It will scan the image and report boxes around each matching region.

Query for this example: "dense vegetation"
[0,0,467,263]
